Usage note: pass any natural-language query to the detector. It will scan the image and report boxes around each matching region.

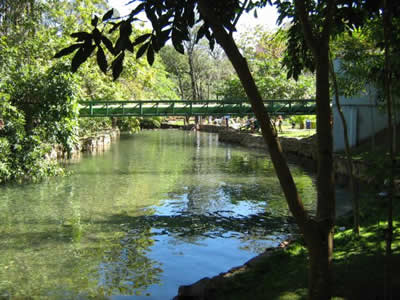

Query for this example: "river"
[0,130,350,299]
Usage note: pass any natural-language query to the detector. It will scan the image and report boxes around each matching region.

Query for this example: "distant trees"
[0,0,41,36]
[220,27,315,100]
[159,32,234,101]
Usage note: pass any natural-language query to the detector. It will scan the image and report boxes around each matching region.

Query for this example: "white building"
[332,86,398,152]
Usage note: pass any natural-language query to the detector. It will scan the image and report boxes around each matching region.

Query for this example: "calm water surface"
[0,130,348,299]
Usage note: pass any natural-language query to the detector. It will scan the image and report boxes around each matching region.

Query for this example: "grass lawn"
[210,188,400,300]
[164,119,317,139]
[278,128,316,139]
[238,126,316,139]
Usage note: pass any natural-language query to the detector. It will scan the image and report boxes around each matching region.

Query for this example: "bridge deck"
[78,100,316,117]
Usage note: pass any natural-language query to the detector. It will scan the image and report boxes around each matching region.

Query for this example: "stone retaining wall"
[198,125,373,184]
[47,129,120,160]
[198,124,230,133]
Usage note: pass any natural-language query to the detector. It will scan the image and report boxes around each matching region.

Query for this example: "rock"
[173,244,290,300]
[174,278,212,300]
[47,129,120,160]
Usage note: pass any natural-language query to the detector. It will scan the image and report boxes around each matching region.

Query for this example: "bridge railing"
[78,99,316,117]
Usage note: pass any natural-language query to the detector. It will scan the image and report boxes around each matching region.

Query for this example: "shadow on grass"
[206,192,400,300]
[208,227,399,300]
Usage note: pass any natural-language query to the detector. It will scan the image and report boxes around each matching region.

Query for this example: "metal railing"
[78,99,316,117]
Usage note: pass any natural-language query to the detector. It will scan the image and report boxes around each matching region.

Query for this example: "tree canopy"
[0,0,180,183]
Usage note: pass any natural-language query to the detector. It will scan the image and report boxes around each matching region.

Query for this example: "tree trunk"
[22,103,35,133]
[188,48,197,101]
[310,46,335,300]
[383,1,394,298]
[295,0,336,296]
[111,117,118,129]
[306,222,334,300]
[177,75,185,100]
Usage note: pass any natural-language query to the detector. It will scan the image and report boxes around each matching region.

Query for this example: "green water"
[0,130,342,299]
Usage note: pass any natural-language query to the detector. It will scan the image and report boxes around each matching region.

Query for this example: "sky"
[107,0,280,32]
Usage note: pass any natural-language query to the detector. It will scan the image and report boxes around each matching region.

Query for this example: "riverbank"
[175,215,400,300]
[46,128,120,160]
[194,125,376,185]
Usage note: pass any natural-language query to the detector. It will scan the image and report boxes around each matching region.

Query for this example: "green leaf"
[151,35,160,52]
[115,36,133,54]
[136,42,149,59]
[158,10,173,27]
[70,32,92,42]
[96,46,108,74]
[172,35,184,54]
[102,8,114,22]
[71,44,95,72]
[209,38,215,51]
[126,40,134,53]
[145,5,157,26]
[91,15,99,27]
[112,52,125,80]
[71,48,85,72]
[108,22,121,33]
[129,3,145,18]
[157,29,171,47]
[132,34,152,46]
[172,28,188,41]
[186,8,195,27]
[115,36,124,53]
[171,28,185,54]
[120,21,132,36]
[196,25,207,43]
[92,28,102,45]
[101,36,115,55]
[147,44,155,66]
[54,44,81,58]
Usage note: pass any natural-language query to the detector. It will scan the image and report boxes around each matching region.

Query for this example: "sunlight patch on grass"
[277,289,307,300]
[279,129,316,139]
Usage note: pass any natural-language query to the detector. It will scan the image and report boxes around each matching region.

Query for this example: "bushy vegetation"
[0,0,178,184]
[218,29,315,101]
[0,94,64,183]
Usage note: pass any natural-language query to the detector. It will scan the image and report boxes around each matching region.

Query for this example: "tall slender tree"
[383,1,394,298]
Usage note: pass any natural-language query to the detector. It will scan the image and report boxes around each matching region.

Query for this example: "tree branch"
[231,0,248,34]
[294,0,317,56]
[321,0,336,41]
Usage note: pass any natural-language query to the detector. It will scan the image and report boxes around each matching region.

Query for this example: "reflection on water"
[0,130,326,299]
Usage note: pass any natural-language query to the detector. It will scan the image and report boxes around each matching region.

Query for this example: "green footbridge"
[78,99,316,117]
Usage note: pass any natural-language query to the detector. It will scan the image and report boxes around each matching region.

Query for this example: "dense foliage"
[0,0,179,183]
[219,28,315,100]
[0,94,63,183]
[333,19,400,101]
